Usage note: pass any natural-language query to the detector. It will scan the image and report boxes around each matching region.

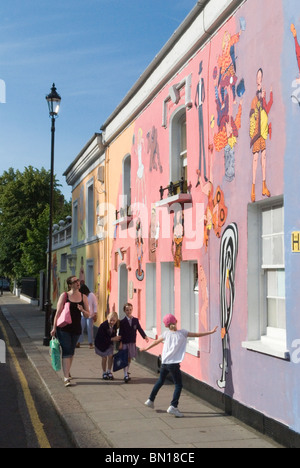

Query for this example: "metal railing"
[159,177,187,200]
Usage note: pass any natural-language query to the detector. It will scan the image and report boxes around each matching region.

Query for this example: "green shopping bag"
[50,337,61,371]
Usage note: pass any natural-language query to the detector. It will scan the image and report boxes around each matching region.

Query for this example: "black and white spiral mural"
[218,223,238,389]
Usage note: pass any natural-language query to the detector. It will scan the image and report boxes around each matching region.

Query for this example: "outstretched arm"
[188,326,218,338]
[140,337,164,352]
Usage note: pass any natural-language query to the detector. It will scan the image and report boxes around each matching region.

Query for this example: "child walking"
[141,314,218,417]
[119,303,149,382]
[94,312,121,380]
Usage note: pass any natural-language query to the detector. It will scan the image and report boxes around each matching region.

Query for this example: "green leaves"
[0,167,70,281]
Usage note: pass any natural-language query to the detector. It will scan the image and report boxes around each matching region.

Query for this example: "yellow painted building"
[102,122,135,317]
[63,133,107,324]
[50,216,72,309]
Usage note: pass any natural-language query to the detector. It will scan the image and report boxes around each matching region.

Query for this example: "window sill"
[146,328,157,340]
[113,215,133,227]
[186,340,200,357]
[242,338,290,360]
[155,193,192,208]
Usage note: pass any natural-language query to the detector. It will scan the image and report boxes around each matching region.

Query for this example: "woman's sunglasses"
[70,279,80,284]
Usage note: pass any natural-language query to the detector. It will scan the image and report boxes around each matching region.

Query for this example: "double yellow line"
[0,320,51,448]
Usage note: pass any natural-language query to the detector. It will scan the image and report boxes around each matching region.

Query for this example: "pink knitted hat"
[163,314,177,327]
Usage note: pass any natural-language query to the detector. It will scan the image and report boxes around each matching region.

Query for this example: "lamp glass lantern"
[46,83,61,117]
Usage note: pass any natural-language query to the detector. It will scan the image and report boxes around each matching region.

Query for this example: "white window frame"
[242,196,289,360]
[122,153,131,209]
[146,263,157,339]
[180,261,199,356]
[169,106,187,184]
[160,262,174,335]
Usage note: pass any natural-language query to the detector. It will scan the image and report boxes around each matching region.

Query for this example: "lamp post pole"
[43,83,61,347]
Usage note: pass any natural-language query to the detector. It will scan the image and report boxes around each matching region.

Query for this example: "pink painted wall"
[109,0,300,431]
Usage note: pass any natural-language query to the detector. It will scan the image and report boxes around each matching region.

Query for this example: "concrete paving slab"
[0,293,284,449]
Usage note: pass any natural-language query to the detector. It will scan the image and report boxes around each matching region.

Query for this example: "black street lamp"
[43,83,61,346]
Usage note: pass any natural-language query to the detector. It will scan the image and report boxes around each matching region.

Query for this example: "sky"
[0,0,197,200]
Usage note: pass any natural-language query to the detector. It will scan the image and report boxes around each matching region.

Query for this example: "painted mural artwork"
[218,222,238,389]
[249,68,273,203]
[213,19,246,183]
[202,181,228,251]
[147,126,163,173]
[134,129,147,215]
[135,217,144,281]
[172,209,184,268]
[195,61,208,186]
[149,206,160,262]
[291,23,300,106]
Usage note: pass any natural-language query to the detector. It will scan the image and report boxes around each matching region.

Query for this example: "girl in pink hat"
[141,314,217,417]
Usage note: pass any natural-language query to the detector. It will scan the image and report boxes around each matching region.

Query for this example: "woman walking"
[51,276,90,387]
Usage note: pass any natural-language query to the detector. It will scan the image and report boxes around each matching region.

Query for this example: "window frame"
[242,196,289,360]
[169,105,187,184]
[180,261,199,356]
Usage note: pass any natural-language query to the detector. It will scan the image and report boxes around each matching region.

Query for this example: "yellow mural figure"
[172,210,184,268]
[249,68,273,203]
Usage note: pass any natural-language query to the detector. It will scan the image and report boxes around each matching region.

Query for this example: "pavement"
[0,292,284,449]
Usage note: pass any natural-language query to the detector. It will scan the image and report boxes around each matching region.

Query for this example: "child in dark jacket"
[119,303,149,382]
[95,312,121,380]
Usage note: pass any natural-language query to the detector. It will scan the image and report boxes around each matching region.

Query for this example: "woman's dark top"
[58,293,84,335]
[95,320,118,352]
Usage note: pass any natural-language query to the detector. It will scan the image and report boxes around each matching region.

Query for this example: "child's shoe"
[144,399,154,408]
[167,406,184,418]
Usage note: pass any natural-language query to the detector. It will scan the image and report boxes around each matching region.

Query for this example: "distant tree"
[0,166,71,283]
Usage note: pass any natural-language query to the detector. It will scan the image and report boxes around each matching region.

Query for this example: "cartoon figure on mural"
[217,29,241,104]
[249,68,273,203]
[213,18,246,183]
[149,206,160,262]
[172,209,184,268]
[135,217,144,281]
[195,61,208,186]
[134,129,147,215]
[290,23,300,106]
[213,79,243,182]
[147,126,163,173]
[218,223,238,389]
